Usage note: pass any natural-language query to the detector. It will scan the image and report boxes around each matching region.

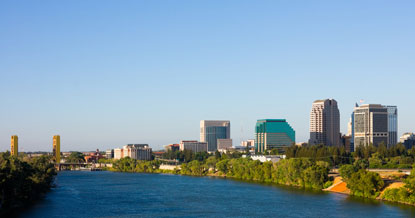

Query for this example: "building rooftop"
[257,119,286,122]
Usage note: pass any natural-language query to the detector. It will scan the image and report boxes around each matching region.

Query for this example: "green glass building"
[255,119,295,153]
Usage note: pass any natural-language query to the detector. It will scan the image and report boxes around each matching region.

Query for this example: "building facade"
[241,139,255,147]
[11,135,18,156]
[385,105,398,147]
[179,140,208,153]
[106,149,114,159]
[122,144,152,161]
[217,139,233,151]
[114,148,124,159]
[53,135,61,163]
[255,119,295,153]
[400,133,415,149]
[200,120,230,152]
[309,99,340,146]
[354,104,388,149]
[164,144,180,152]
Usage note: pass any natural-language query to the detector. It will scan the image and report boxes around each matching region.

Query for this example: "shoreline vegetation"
[108,144,415,207]
[0,152,57,215]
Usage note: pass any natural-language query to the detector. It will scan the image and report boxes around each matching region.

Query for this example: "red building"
[84,149,105,163]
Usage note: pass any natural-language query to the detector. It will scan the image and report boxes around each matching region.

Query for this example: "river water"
[19,171,415,218]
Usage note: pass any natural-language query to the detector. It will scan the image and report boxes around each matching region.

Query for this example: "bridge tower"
[11,135,18,156]
[53,135,61,164]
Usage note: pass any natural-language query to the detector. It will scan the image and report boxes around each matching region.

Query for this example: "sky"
[0,1,414,152]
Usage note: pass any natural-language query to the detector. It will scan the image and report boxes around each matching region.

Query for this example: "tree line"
[0,152,57,214]
[286,143,415,169]
[113,153,331,190]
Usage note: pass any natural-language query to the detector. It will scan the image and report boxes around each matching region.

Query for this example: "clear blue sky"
[1,1,414,152]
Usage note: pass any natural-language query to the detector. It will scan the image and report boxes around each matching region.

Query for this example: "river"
[19,171,415,218]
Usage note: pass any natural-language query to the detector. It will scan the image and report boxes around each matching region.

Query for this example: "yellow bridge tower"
[53,135,61,163]
[11,135,18,156]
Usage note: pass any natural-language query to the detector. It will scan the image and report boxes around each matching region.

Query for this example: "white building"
[114,148,123,159]
[243,155,285,163]
[241,139,255,147]
[114,144,152,160]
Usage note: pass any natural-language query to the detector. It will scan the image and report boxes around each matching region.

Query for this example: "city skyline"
[1,1,414,151]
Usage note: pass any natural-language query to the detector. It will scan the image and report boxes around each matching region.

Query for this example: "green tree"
[65,152,85,163]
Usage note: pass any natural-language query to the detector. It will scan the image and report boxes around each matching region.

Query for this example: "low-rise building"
[84,149,105,163]
[106,149,114,159]
[114,148,124,159]
[218,139,233,151]
[179,140,208,153]
[122,144,152,161]
[164,144,180,152]
[241,139,255,147]
[243,154,285,163]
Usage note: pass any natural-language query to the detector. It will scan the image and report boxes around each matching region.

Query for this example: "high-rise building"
[255,119,295,153]
[200,120,230,152]
[11,135,18,156]
[354,104,388,149]
[53,135,61,163]
[309,99,340,146]
[400,133,415,149]
[179,140,208,153]
[348,104,359,152]
[385,105,398,147]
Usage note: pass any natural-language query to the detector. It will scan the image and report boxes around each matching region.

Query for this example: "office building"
[241,139,255,147]
[255,119,295,153]
[122,144,152,161]
[200,120,230,152]
[341,135,352,152]
[309,99,340,146]
[53,135,61,164]
[114,148,124,159]
[179,140,208,153]
[354,104,388,148]
[106,149,114,159]
[11,135,18,156]
[385,105,398,147]
[400,133,415,149]
[217,139,233,151]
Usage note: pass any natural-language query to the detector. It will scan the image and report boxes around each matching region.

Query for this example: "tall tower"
[11,135,18,156]
[53,135,61,163]
[200,120,230,152]
[385,105,398,147]
[353,104,388,149]
[309,99,340,146]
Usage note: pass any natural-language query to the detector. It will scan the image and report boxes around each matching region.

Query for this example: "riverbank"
[0,154,57,215]
[107,157,415,207]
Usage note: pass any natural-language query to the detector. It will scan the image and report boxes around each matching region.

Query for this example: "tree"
[65,152,85,163]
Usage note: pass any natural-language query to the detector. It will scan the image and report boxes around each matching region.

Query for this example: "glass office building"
[354,104,388,149]
[385,105,398,147]
[200,120,231,152]
[255,119,295,153]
